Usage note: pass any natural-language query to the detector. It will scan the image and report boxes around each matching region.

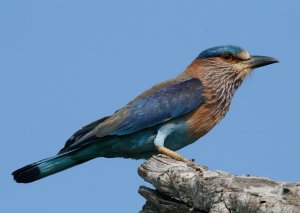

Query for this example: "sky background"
[1,1,300,212]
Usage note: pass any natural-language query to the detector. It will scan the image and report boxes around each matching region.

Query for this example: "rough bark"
[138,155,300,213]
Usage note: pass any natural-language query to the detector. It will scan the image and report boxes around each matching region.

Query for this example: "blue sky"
[1,1,300,212]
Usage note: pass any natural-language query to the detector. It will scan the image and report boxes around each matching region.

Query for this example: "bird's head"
[187,45,278,84]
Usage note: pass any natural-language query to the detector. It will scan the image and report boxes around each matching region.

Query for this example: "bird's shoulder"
[128,71,193,104]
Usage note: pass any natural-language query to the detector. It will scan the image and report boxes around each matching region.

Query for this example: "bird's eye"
[221,53,233,61]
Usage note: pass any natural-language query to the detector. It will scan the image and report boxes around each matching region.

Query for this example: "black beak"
[246,55,279,69]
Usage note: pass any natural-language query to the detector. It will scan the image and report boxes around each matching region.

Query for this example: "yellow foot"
[155,146,191,163]
[155,146,204,172]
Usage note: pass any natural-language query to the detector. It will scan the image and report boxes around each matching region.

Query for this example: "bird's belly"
[163,121,196,151]
[96,128,157,159]
[95,119,196,159]
[123,119,196,156]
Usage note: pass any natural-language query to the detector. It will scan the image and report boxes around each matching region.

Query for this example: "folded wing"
[61,78,204,152]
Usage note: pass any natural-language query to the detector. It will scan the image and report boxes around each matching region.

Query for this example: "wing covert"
[112,78,204,135]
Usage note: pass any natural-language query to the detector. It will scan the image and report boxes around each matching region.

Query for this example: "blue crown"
[197,45,245,59]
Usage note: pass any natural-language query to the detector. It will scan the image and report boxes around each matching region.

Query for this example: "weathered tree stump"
[138,155,300,213]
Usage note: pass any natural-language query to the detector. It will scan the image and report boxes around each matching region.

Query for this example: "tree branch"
[138,155,300,213]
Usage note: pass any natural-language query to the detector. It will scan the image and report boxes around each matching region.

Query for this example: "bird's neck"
[183,60,244,140]
[201,71,242,110]
[185,59,243,116]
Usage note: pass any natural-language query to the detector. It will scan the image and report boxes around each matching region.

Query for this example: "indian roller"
[12,45,278,183]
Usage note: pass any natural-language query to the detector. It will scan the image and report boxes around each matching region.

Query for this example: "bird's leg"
[155,146,204,172]
[155,145,190,162]
[154,124,191,163]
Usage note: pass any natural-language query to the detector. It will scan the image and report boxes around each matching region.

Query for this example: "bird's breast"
[186,98,231,140]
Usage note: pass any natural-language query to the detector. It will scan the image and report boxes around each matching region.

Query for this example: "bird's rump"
[58,116,110,154]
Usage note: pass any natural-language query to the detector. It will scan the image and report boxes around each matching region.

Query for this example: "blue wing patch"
[113,78,204,135]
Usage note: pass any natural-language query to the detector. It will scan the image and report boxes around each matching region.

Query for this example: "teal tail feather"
[12,149,92,183]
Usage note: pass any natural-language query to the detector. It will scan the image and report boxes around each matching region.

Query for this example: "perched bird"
[12,45,278,183]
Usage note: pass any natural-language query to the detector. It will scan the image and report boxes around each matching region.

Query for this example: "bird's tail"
[12,149,93,183]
